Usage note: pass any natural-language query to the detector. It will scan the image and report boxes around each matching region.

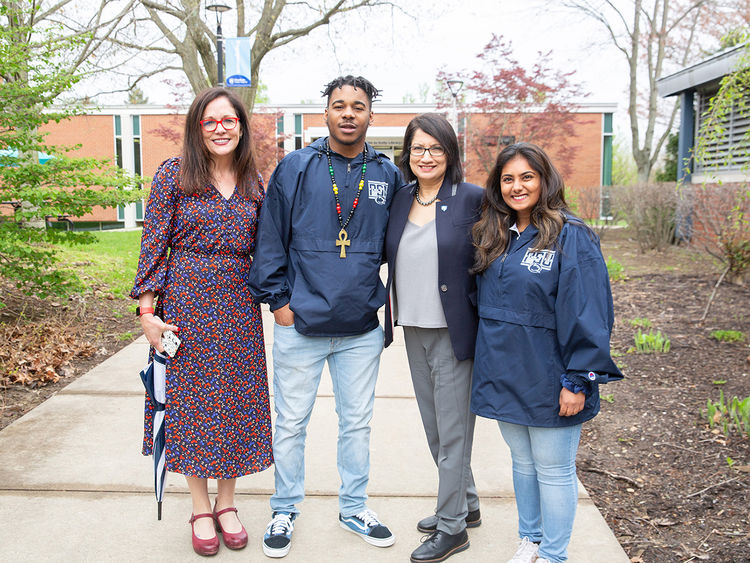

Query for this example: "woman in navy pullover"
[470,143,622,563]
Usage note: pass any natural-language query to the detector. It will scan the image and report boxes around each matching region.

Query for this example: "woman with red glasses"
[131,87,272,556]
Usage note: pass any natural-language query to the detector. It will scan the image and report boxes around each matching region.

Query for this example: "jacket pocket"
[478,303,556,330]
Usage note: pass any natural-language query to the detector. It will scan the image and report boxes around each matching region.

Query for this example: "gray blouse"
[393,219,447,328]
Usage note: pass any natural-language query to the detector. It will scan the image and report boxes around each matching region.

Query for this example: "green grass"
[55,230,142,298]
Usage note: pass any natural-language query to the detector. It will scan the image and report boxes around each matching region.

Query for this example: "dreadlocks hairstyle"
[180,87,260,199]
[321,75,381,108]
[471,142,571,274]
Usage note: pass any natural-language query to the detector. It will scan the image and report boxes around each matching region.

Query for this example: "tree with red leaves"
[438,34,589,178]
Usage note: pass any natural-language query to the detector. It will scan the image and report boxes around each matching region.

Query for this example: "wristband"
[136,306,155,317]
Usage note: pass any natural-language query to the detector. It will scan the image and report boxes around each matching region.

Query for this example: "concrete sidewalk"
[0,306,628,562]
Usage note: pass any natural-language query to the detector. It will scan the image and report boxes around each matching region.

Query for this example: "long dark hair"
[180,87,259,198]
[398,113,463,185]
[471,142,570,273]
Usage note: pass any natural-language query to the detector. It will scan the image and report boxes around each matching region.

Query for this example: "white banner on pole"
[225,37,252,87]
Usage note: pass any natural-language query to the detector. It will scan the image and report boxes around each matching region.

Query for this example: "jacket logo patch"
[368,181,388,205]
[520,249,556,273]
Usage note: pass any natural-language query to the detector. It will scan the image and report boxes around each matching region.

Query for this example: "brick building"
[39,101,615,228]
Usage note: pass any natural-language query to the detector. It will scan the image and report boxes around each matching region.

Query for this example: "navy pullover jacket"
[248,137,402,337]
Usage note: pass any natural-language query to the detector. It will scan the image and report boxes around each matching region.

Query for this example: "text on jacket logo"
[520,249,556,273]
[368,181,388,205]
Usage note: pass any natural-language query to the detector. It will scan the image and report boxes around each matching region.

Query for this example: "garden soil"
[0,228,748,562]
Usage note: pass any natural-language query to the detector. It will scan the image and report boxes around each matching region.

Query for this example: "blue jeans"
[498,421,582,563]
[270,323,383,517]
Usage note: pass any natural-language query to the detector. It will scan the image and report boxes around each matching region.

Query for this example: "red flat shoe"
[213,506,248,550]
[189,513,220,556]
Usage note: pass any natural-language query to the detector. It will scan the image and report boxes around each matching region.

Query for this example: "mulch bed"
[0,229,749,562]
[578,255,750,562]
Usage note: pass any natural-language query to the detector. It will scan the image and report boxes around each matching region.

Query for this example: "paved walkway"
[0,306,628,562]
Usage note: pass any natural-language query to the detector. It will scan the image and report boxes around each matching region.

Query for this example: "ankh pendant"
[336,228,350,258]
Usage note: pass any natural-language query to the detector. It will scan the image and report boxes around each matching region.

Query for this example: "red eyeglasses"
[200,117,239,132]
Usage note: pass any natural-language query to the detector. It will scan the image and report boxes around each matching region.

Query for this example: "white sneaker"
[507,536,539,563]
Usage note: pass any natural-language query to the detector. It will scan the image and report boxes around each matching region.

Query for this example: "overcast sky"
[252,0,627,107]
[131,0,628,110]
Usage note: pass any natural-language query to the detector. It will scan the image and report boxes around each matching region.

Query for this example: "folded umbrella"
[139,351,167,520]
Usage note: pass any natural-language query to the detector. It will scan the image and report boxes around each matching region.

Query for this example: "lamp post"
[206,3,232,86]
[446,79,463,133]
[446,79,464,164]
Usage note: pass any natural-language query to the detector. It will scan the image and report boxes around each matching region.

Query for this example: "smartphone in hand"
[161,330,181,358]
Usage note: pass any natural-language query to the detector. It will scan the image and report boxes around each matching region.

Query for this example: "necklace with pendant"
[415,184,439,206]
[326,141,367,258]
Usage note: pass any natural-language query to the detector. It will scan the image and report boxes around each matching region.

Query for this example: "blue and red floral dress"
[131,157,273,479]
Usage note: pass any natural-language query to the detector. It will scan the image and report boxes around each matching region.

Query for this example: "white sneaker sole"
[339,521,396,547]
[262,541,291,558]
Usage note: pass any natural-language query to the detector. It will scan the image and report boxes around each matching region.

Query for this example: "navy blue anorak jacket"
[471,219,623,427]
[248,137,401,337]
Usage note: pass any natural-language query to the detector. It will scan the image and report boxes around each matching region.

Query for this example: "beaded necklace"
[326,140,367,258]
[415,184,439,206]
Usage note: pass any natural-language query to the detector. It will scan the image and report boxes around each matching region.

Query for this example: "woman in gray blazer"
[384,113,484,563]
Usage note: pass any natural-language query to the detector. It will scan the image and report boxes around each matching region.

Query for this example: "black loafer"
[410,530,469,563]
[416,509,481,533]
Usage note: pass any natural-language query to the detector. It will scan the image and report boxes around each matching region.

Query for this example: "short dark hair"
[321,75,380,107]
[180,87,259,198]
[399,113,463,185]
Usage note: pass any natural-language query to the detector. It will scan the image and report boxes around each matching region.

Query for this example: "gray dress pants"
[403,326,479,535]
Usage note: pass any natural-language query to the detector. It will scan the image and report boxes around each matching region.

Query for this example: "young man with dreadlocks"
[249,75,402,558]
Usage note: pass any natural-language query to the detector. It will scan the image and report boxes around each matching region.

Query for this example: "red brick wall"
[42,115,117,222]
[462,113,603,189]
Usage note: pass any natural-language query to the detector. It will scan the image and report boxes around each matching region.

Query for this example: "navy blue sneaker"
[263,512,296,558]
[339,509,395,547]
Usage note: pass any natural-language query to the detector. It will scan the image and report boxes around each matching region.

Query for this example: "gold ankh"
[336,228,350,258]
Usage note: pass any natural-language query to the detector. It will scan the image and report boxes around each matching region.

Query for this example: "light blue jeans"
[270,323,383,517]
[498,421,582,563]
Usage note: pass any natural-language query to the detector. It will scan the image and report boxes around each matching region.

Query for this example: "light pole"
[446,79,464,164]
[206,3,232,86]
[446,79,463,133]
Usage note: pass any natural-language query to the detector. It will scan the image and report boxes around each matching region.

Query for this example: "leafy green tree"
[655,133,679,182]
[0,3,142,299]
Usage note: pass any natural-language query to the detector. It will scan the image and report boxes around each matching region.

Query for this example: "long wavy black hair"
[180,87,260,198]
[471,142,571,274]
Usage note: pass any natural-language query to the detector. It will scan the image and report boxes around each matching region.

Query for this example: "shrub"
[629,318,652,329]
[702,391,750,438]
[684,183,750,284]
[606,256,625,281]
[609,183,679,251]
[633,329,671,353]
[710,330,746,342]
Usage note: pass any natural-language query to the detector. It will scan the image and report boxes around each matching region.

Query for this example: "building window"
[116,114,144,222]
[601,112,613,219]
[294,114,303,150]
[695,85,750,174]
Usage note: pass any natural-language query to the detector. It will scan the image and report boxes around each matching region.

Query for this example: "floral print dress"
[131,157,273,478]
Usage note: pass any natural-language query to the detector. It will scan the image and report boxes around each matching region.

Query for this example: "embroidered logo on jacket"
[368,181,388,205]
[520,249,556,273]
